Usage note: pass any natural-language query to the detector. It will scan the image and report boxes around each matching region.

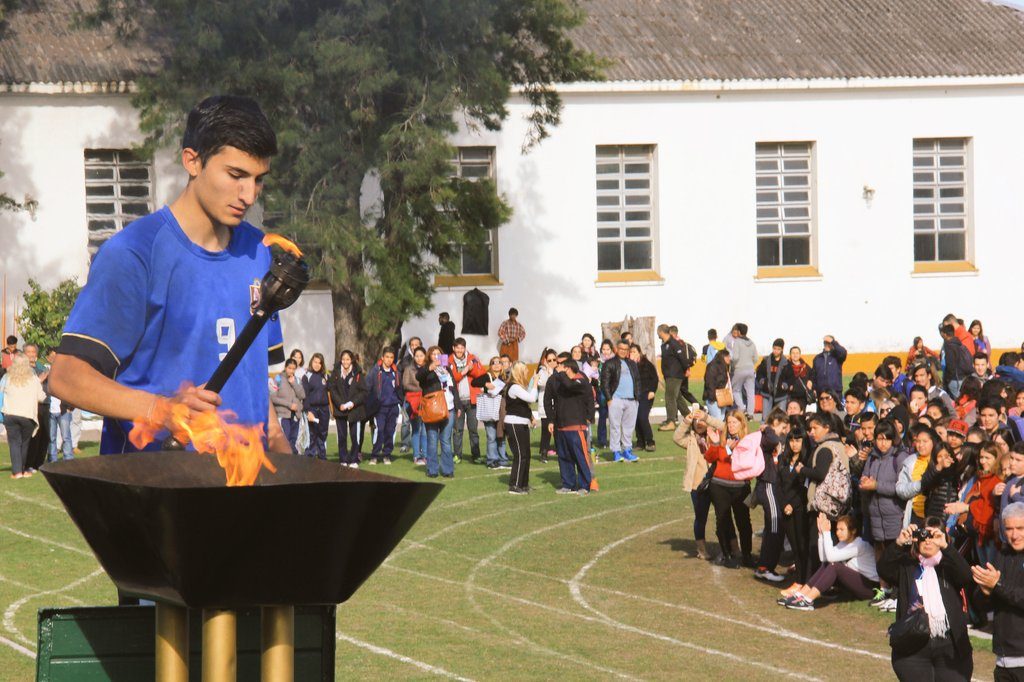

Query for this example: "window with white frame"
[84,149,153,258]
[755,142,814,268]
[450,146,497,276]
[595,144,655,272]
[913,138,970,263]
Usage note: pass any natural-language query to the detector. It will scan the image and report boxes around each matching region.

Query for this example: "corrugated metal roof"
[2,0,1024,86]
[573,0,1024,81]
[0,0,163,86]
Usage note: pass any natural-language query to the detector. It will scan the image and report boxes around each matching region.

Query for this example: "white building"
[3,0,1024,372]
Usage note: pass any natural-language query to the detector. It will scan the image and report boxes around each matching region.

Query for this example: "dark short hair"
[806,413,832,430]
[439,312,450,321]
[735,323,748,336]
[508,307,518,316]
[562,359,579,372]
[5,335,15,345]
[707,329,717,339]
[285,358,298,368]
[182,95,277,164]
[844,387,867,402]
[857,411,878,426]
[381,346,396,357]
[657,324,670,335]
[773,338,784,349]
[979,398,1003,414]
[940,324,955,337]
[766,408,788,424]
[669,325,679,334]
[617,339,630,347]
[453,337,467,347]
[874,420,896,441]
[620,332,631,340]
[974,351,988,361]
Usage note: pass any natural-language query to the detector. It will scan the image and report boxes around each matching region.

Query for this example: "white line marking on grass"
[710,563,777,627]
[389,479,665,562]
[0,633,34,659]
[3,568,105,647]
[464,496,681,680]
[0,525,92,557]
[2,491,65,513]
[335,631,475,681]
[567,521,820,680]
[0,574,86,606]
[403,518,892,659]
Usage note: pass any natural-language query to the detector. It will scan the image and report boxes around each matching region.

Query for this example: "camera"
[912,527,934,542]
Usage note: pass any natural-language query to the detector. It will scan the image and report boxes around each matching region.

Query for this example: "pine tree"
[95,0,601,360]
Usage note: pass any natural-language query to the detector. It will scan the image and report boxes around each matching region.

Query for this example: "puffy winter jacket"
[702,354,730,403]
[811,341,847,396]
[860,446,911,541]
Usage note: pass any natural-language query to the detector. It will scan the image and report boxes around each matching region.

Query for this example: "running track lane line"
[566,519,821,681]
[2,490,65,513]
[0,633,34,659]
[0,525,92,557]
[3,568,106,648]
[460,496,680,680]
[335,631,475,681]
[397,534,892,665]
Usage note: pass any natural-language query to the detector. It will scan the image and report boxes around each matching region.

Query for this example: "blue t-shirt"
[613,359,635,400]
[60,206,284,454]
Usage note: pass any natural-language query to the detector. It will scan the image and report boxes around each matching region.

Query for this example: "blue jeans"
[426,412,455,477]
[483,421,507,464]
[947,379,963,400]
[410,416,426,460]
[690,489,712,542]
[47,411,74,461]
[706,400,725,420]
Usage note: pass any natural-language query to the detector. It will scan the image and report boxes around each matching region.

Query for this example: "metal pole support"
[202,609,237,682]
[155,602,189,682]
[260,605,294,682]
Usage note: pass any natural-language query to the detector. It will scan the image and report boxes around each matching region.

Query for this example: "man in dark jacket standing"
[545,357,597,495]
[601,340,641,463]
[812,335,847,400]
[657,324,688,431]
[940,324,973,400]
[974,502,1024,681]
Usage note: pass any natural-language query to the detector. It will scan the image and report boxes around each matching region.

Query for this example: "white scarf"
[916,553,949,638]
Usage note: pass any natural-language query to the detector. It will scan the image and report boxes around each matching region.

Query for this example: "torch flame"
[262,233,303,257]
[129,385,277,486]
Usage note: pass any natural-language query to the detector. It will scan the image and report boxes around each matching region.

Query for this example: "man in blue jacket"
[811,335,847,400]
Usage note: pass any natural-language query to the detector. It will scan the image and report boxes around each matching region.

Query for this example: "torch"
[160,236,309,682]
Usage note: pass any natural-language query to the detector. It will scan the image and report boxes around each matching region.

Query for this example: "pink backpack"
[730,431,765,481]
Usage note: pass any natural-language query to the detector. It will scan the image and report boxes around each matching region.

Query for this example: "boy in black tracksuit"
[754,415,786,581]
[545,359,597,494]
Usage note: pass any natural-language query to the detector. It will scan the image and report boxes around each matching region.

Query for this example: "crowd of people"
[1,335,84,478]
[674,313,1024,681]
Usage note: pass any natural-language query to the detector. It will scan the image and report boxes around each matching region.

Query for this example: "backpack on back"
[812,441,852,518]
[730,431,765,481]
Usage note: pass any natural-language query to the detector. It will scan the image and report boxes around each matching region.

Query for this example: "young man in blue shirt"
[49,95,289,454]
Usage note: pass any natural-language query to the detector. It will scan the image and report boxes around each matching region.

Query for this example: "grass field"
[0,426,998,681]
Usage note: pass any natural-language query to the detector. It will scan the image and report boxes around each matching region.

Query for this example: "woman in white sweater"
[1,353,47,478]
[503,362,538,495]
[780,513,878,611]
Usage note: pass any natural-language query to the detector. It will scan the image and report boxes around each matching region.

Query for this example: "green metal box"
[36,605,336,681]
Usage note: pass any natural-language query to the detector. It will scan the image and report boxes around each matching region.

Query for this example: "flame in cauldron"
[262,233,303,257]
[129,385,277,486]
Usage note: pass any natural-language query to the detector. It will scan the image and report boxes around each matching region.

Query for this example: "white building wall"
[403,83,1024,360]
[3,84,1023,366]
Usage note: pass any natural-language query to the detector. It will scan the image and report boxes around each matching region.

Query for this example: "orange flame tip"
[262,233,303,258]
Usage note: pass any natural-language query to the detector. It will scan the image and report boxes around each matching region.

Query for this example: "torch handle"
[206,311,271,394]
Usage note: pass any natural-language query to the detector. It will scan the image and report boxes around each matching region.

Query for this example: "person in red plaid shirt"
[498,308,526,362]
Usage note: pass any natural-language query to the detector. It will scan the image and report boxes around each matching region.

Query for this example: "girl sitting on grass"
[778,513,878,611]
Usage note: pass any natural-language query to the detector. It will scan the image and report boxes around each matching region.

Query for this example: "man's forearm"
[49,354,158,421]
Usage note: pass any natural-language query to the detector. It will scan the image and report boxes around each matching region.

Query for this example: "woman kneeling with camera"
[878,517,973,681]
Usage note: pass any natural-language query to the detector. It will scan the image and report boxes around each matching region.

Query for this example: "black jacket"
[982,546,1024,658]
[600,356,641,402]
[942,337,973,386]
[327,364,368,421]
[637,358,659,397]
[878,543,973,659]
[660,337,690,380]
[438,321,456,355]
[544,371,592,428]
[919,465,961,522]
[756,428,782,485]
[703,354,730,402]
[777,445,810,510]
[755,355,794,399]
